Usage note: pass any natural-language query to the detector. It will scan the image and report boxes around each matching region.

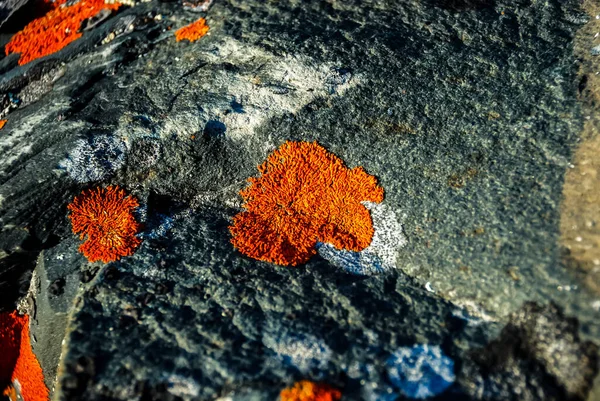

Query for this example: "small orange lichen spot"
[2,385,17,400]
[68,185,141,263]
[4,0,121,65]
[0,120,7,130]
[280,381,342,401]
[0,312,49,401]
[229,141,384,266]
[175,18,209,42]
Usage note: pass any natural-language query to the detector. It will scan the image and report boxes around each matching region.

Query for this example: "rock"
[0,0,598,399]
[4,0,596,332]
[0,0,30,28]
[461,302,599,401]
[55,209,495,400]
[29,251,76,395]
[386,344,456,399]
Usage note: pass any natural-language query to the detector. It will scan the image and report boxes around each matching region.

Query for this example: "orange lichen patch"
[4,0,121,65]
[0,312,49,401]
[229,141,384,266]
[175,18,209,42]
[0,120,7,130]
[68,186,141,263]
[2,385,18,400]
[280,381,342,401]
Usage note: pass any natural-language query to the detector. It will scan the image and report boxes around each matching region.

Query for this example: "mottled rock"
[0,0,598,399]
[55,210,494,400]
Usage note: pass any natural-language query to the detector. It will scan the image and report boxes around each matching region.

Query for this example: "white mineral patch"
[262,330,332,373]
[154,37,359,143]
[59,135,127,183]
[363,202,407,266]
[157,113,206,141]
[318,202,407,275]
[165,374,201,398]
[0,99,71,174]
[450,299,498,323]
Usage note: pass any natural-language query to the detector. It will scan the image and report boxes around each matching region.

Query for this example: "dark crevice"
[0,0,53,34]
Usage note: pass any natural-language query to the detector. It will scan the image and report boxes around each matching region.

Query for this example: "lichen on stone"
[59,134,127,183]
[5,0,121,65]
[175,18,209,42]
[280,381,342,401]
[0,311,49,401]
[317,202,406,275]
[229,141,384,266]
[386,344,455,399]
[68,185,141,263]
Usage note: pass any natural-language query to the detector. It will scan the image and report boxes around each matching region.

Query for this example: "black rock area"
[0,0,31,28]
[0,0,599,400]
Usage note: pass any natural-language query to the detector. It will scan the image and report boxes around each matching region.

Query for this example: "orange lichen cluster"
[68,186,141,263]
[280,381,342,401]
[0,311,49,401]
[4,0,121,65]
[229,141,384,266]
[2,385,18,400]
[0,120,7,130]
[175,18,209,42]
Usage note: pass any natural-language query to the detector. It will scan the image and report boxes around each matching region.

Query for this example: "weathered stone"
[0,0,598,399]
[461,303,599,401]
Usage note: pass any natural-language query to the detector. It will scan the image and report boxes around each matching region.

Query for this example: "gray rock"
[54,210,496,400]
[0,0,598,399]
[461,303,599,401]
[0,0,29,28]
[29,240,85,396]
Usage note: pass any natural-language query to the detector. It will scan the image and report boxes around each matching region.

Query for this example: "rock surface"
[0,0,598,399]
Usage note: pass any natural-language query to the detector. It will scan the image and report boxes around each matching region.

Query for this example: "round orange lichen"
[0,312,49,401]
[4,0,121,65]
[175,18,209,42]
[280,381,342,401]
[68,185,141,263]
[229,141,384,266]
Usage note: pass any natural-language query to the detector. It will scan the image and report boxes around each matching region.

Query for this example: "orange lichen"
[0,120,7,130]
[2,385,18,400]
[229,141,384,266]
[280,381,342,401]
[68,185,141,263]
[0,312,49,401]
[4,0,121,65]
[175,18,209,42]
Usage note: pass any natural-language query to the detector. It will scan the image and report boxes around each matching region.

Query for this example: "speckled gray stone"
[0,0,598,399]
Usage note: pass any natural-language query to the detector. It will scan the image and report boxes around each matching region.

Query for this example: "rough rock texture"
[55,211,489,400]
[0,0,599,399]
[462,303,599,401]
